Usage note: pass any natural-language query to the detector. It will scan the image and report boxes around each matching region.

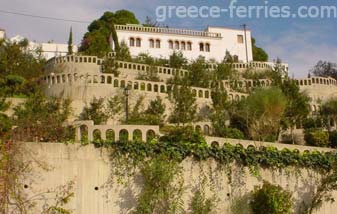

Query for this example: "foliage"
[136,66,161,82]
[320,98,337,130]
[304,129,329,147]
[0,39,45,96]
[67,27,73,55]
[252,38,269,62]
[102,57,120,76]
[106,95,124,121]
[80,10,139,56]
[328,131,337,148]
[0,93,11,137]
[190,179,215,214]
[169,51,187,69]
[234,88,287,141]
[79,97,108,125]
[250,181,292,214]
[186,56,210,88]
[310,61,337,80]
[116,41,131,61]
[133,156,184,214]
[11,94,73,142]
[280,78,311,143]
[125,96,166,126]
[169,85,197,125]
[301,170,337,214]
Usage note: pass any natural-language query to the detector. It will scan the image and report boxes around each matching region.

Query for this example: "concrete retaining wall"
[19,142,337,214]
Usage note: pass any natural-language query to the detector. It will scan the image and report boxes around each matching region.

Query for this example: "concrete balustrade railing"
[72,120,336,153]
[43,71,248,101]
[115,24,222,38]
[205,136,336,153]
[73,120,160,142]
[206,61,289,72]
[296,76,337,86]
[223,79,272,89]
[116,61,189,77]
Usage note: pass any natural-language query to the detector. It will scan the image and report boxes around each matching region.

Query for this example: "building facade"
[0,28,6,40]
[115,24,253,62]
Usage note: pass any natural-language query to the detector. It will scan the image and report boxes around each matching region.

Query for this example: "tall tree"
[80,10,139,57]
[311,61,337,80]
[169,85,197,125]
[252,38,269,62]
[236,88,287,141]
[67,27,73,55]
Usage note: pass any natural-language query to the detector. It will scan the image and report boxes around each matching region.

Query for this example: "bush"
[250,181,293,214]
[329,130,337,148]
[304,129,329,147]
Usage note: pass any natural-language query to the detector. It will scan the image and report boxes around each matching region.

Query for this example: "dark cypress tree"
[67,27,73,55]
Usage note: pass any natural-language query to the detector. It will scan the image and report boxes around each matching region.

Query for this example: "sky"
[0,0,336,77]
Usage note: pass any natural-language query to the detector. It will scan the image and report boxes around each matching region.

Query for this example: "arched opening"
[205,43,210,52]
[136,38,141,47]
[187,41,192,50]
[107,76,112,84]
[160,85,165,93]
[198,90,203,98]
[133,129,143,141]
[80,125,88,143]
[146,130,156,142]
[155,39,161,48]
[114,79,119,87]
[106,129,115,142]
[147,83,152,91]
[141,83,146,91]
[120,80,125,88]
[181,41,186,50]
[129,37,135,47]
[195,125,202,133]
[204,125,210,135]
[100,76,105,84]
[134,82,139,90]
[93,129,102,142]
[119,129,129,142]
[174,41,180,49]
[211,141,219,148]
[199,43,204,51]
[149,39,154,48]
[168,40,173,49]
[154,84,159,92]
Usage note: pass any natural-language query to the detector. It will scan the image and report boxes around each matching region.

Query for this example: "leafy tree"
[116,41,131,61]
[280,78,311,143]
[304,128,329,147]
[169,85,197,125]
[320,98,337,131]
[11,94,73,142]
[310,61,337,80]
[80,10,139,57]
[186,56,210,88]
[0,93,11,137]
[79,97,108,125]
[0,40,45,95]
[250,181,293,214]
[236,88,287,141]
[169,51,187,69]
[144,97,166,125]
[252,38,269,62]
[144,16,159,27]
[67,27,73,55]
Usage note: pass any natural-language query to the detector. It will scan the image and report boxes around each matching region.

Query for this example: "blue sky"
[0,0,336,77]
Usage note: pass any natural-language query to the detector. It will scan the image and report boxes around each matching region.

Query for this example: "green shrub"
[250,181,293,214]
[304,129,329,147]
[328,130,337,148]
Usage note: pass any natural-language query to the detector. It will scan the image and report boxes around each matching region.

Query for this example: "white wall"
[20,142,337,214]
[116,25,253,62]
[0,29,5,40]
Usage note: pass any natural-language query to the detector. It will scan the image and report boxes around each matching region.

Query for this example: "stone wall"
[19,142,337,214]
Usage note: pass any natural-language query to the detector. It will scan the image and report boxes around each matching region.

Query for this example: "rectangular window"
[237,35,244,44]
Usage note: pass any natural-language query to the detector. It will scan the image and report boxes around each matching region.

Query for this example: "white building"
[0,28,6,40]
[10,35,78,60]
[115,24,253,62]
